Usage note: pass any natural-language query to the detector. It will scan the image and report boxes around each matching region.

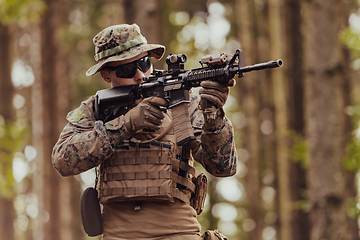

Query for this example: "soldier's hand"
[199,80,230,110]
[124,96,168,134]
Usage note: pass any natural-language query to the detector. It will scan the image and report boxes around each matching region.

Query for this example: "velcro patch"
[67,110,86,123]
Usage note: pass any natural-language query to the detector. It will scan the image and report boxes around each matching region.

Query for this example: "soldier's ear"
[100,71,111,83]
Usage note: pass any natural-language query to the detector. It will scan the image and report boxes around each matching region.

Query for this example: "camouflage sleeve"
[189,94,237,177]
[52,96,131,176]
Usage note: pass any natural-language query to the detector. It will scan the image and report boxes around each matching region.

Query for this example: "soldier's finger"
[145,114,163,126]
[199,88,227,104]
[144,121,161,131]
[200,80,229,93]
[200,94,223,108]
[145,105,165,119]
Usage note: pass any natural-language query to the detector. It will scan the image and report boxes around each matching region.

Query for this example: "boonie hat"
[86,23,165,76]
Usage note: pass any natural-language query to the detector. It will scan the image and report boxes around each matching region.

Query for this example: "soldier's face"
[100,52,152,88]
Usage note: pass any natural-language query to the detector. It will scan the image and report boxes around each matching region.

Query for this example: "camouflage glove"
[199,80,229,110]
[124,96,168,134]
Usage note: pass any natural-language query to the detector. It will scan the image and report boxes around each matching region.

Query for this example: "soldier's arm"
[189,95,237,177]
[52,96,131,176]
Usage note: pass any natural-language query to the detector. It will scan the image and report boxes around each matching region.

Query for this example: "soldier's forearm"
[198,117,237,177]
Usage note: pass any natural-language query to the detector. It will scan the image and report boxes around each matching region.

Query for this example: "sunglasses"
[103,55,152,78]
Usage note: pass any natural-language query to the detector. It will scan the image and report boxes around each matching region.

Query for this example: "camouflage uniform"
[52,93,237,177]
[52,93,236,239]
[52,24,237,240]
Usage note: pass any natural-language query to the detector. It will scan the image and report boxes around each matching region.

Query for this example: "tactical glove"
[199,80,230,131]
[124,96,168,134]
[199,80,230,110]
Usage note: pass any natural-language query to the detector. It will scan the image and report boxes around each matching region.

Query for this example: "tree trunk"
[123,0,163,68]
[55,1,86,239]
[123,0,161,43]
[283,0,310,239]
[37,0,63,239]
[268,0,292,240]
[0,22,15,240]
[340,1,359,237]
[236,1,262,239]
[303,0,359,239]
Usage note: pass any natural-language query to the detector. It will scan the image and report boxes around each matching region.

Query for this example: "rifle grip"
[171,102,196,146]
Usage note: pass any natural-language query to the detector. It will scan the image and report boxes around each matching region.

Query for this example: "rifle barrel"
[239,59,283,73]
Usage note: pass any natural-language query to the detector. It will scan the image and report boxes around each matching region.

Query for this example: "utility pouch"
[191,173,208,215]
[80,187,103,236]
[202,230,228,240]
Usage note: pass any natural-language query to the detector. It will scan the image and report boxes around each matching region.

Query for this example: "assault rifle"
[95,49,283,146]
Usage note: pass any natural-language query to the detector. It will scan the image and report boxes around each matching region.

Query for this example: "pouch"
[202,230,228,240]
[80,187,103,236]
[191,173,208,215]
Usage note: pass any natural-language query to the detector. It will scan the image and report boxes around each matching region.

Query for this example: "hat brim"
[86,44,165,76]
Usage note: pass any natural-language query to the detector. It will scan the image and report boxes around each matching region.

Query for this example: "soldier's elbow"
[206,162,237,177]
[51,153,72,177]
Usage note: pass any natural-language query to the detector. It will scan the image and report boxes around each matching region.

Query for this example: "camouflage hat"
[86,24,165,76]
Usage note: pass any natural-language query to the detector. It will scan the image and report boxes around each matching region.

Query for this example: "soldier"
[52,23,237,240]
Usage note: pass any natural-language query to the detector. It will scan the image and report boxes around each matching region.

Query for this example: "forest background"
[1,0,360,240]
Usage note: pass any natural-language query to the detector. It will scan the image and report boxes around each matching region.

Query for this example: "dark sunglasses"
[103,55,152,78]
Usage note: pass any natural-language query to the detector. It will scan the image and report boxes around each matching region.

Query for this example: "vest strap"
[102,186,172,197]
[173,188,191,205]
[172,173,196,193]
[104,170,171,182]
[109,156,171,166]
[172,158,198,177]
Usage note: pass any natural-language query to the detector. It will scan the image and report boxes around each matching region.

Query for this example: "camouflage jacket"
[52,94,237,177]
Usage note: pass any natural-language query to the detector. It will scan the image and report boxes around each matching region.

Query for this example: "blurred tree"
[55,1,86,239]
[123,0,161,41]
[340,3,360,238]
[36,0,63,239]
[268,0,292,240]
[235,0,262,239]
[283,0,310,239]
[0,22,15,240]
[302,0,359,239]
[0,0,45,239]
[123,0,164,69]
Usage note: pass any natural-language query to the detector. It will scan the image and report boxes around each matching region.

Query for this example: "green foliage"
[294,199,310,212]
[344,106,360,173]
[346,105,360,126]
[344,137,360,172]
[287,130,309,169]
[340,27,360,59]
[0,0,46,25]
[346,197,360,218]
[0,120,29,199]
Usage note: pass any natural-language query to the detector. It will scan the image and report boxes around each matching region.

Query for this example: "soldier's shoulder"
[67,95,96,127]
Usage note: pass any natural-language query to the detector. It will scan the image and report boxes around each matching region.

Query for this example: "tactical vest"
[98,111,199,206]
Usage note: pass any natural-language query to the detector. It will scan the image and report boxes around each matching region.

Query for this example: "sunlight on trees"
[262,226,276,240]
[12,145,36,183]
[169,11,190,26]
[171,1,239,57]
[242,218,256,232]
[12,156,28,182]
[216,178,244,202]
